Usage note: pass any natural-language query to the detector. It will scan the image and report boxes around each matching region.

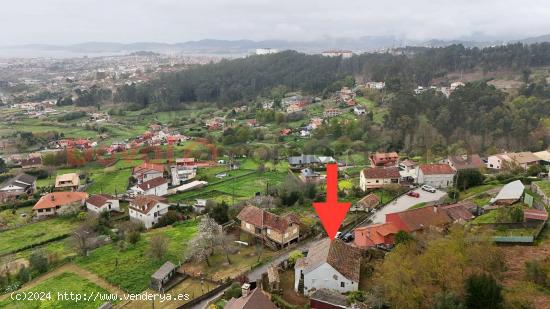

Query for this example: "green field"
[0,272,118,309]
[76,220,198,293]
[87,168,132,195]
[168,170,288,203]
[0,217,80,256]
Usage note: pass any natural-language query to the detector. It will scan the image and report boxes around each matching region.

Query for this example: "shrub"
[465,274,503,309]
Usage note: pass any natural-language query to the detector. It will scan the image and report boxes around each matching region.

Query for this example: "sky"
[2,0,550,45]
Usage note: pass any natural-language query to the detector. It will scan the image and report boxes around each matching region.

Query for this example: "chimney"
[241,283,251,297]
[433,206,437,213]
[50,194,55,201]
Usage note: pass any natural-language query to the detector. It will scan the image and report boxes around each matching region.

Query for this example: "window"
[341,282,345,288]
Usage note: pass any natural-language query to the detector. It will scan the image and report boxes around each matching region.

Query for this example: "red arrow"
[313,163,351,240]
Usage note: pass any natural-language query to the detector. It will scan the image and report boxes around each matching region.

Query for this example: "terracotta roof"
[132,162,164,174]
[440,202,475,222]
[224,288,277,309]
[357,193,380,209]
[362,167,400,179]
[448,154,484,170]
[354,222,399,246]
[419,164,455,175]
[389,206,451,232]
[137,177,167,191]
[296,238,362,282]
[33,192,88,210]
[524,209,548,221]
[237,205,298,233]
[310,289,349,307]
[86,194,116,207]
[129,195,168,214]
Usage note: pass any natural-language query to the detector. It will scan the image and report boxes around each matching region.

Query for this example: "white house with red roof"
[86,194,120,214]
[129,195,170,229]
[132,162,165,184]
[416,164,456,188]
[33,192,88,218]
[129,177,168,197]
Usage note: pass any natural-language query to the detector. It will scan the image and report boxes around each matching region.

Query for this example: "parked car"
[407,191,420,198]
[421,185,436,193]
[342,232,354,242]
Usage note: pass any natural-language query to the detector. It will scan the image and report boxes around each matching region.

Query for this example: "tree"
[0,158,5,174]
[29,251,48,274]
[456,170,485,191]
[72,218,96,256]
[395,230,414,245]
[465,274,503,309]
[288,250,304,266]
[186,215,223,267]
[148,235,169,260]
[208,201,229,224]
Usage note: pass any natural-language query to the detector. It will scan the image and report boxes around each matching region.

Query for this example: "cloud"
[1,0,550,45]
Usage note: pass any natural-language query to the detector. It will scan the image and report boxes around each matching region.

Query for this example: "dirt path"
[0,263,126,301]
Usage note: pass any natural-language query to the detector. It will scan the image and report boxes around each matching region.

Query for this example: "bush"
[288,250,304,266]
[465,274,503,309]
[126,231,141,245]
[525,260,550,288]
[29,251,49,274]
[223,282,242,300]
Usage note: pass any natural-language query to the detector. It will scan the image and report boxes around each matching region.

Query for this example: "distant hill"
[3,34,550,56]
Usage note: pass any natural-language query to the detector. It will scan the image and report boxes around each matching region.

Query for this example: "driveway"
[370,188,447,224]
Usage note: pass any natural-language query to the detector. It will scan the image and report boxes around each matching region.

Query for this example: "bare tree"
[72,218,97,256]
[148,234,169,260]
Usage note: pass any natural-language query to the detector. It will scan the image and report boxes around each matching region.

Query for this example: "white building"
[256,48,279,55]
[129,195,171,229]
[294,238,361,296]
[321,50,353,58]
[170,165,197,186]
[416,164,455,188]
[353,106,366,115]
[130,177,168,197]
[86,194,120,214]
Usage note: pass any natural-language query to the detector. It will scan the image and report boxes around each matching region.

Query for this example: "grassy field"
[533,180,550,197]
[169,170,288,203]
[86,168,132,195]
[0,217,80,256]
[76,220,198,294]
[0,272,118,309]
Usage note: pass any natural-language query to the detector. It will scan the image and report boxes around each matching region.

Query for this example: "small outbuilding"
[150,261,177,292]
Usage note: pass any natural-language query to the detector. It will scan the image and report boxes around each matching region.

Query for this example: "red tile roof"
[448,154,484,170]
[354,222,399,247]
[357,193,380,209]
[237,205,299,233]
[137,177,167,191]
[419,164,455,175]
[388,206,451,232]
[86,194,116,207]
[132,162,164,175]
[33,192,88,210]
[363,167,400,179]
[524,209,548,221]
[440,202,475,222]
[129,195,168,214]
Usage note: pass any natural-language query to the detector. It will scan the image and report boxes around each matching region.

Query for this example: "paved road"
[370,188,447,224]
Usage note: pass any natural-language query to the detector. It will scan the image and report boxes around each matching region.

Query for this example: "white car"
[421,185,436,193]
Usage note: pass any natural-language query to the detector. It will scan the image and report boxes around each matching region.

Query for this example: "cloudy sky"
[2,0,550,45]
